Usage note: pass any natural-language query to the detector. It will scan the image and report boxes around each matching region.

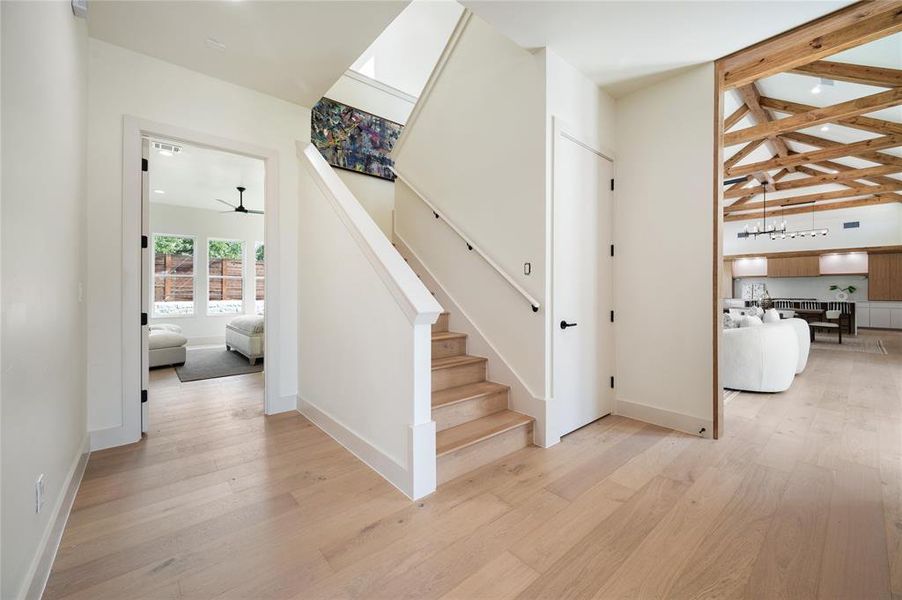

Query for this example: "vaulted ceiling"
[722,22,901,224]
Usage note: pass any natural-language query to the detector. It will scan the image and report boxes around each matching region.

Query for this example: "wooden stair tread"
[436,410,533,456]
[432,381,509,408]
[432,355,486,370]
[432,330,467,342]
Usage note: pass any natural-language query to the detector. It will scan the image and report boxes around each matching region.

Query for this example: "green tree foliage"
[208,240,243,260]
[154,235,193,256]
[256,243,265,263]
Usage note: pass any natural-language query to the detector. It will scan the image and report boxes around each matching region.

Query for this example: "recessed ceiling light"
[811,84,821,94]
[153,189,166,194]
[820,125,830,132]
[205,38,227,51]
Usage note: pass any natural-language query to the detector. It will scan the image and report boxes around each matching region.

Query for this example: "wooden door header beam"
[719,2,902,90]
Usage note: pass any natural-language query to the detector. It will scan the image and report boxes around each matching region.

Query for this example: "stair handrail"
[391,167,541,313]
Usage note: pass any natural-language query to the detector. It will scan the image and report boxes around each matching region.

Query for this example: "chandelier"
[740,186,828,240]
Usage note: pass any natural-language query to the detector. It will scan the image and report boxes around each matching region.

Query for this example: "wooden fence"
[154,254,264,301]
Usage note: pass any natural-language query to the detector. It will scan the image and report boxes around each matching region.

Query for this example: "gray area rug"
[175,347,263,382]
[811,335,887,355]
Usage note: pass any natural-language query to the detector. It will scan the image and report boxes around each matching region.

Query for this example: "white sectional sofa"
[722,317,810,393]
[148,324,187,368]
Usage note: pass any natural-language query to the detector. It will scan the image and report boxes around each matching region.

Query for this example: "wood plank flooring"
[44,330,902,599]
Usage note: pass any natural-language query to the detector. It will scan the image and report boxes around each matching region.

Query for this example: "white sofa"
[148,324,187,367]
[722,318,809,393]
[226,315,264,365]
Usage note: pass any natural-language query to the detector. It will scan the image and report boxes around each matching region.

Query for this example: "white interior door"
[141,137,150,433]
[552,128,614,438]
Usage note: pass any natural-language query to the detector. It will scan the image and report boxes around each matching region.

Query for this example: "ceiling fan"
[215,186,262,215]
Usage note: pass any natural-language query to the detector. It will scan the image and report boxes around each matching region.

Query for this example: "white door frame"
[117,115,281,447]
[548,116,615,442]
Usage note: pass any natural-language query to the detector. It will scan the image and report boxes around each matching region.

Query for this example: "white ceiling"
[463,1,854,97]
[87,0,408,107]
[350,0,464,98]
[149,140,265,213]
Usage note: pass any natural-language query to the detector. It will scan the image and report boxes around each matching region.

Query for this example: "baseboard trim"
[89,424,140,452]
[22,435,90,600]
[615,397,712,439]
[266,393,298,415]
[298,397,414,499]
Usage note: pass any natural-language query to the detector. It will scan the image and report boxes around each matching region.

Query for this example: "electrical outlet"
[35,474,46,513]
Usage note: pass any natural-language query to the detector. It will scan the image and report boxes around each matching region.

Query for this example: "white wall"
[393,12,547,395]
[351,0,464,98]
[1,3,88,598]
[613,64,715,436]
[324,72,415,238]
[734,275,869,302]
[86,40,306,438]
[724,203,902,256]
[149,204,265,344]
[298,145,441,499]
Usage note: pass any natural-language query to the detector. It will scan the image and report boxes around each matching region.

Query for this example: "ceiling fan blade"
[246,209,264,215]
[214,198,237,208]
[219,210,235,214]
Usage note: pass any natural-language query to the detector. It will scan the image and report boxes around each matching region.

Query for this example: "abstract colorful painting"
[311,97,403,181]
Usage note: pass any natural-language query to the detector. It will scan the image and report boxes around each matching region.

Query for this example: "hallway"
[45,331,902,599]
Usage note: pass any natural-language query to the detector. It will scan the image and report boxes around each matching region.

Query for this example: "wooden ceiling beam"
[759,96,902,136]
[724,87,902,146]
[724,164,902,199]
[781,130,902,169]
[790,60,902,88]
[734,84,795,172]
[724,183,902,213]
[724,138,767,171]
[720,2,902,90]
[727,133,902,176]
[724,194,901,222]
[727,168,791,207]
[724,104,750,131]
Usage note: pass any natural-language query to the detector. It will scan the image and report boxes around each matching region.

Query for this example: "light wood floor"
[45,330,902,599]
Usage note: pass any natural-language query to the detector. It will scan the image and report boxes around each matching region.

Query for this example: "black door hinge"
[141,158,148,172]
[141,235,148,249]
[610,376,615,389]
[610,179,614,191]
[141,389,148,403]
[610,244,614,257]
[610,310,614,323]
[141,312,148,326]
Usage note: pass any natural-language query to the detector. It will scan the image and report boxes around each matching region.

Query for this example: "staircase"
[431,311,534,484]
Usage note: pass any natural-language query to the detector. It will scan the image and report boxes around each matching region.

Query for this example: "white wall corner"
[22,435,90,600]
[89,423,139,452]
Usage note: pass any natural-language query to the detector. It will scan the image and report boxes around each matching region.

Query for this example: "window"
[255,242,265,315]
[153,234,195,316]
[208,239,244,314]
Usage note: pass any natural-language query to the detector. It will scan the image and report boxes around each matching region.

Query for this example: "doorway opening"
[142,138,267,431]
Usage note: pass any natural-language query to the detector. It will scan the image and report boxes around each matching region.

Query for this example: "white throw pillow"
[740,315,763,328]
[763,308,780,323]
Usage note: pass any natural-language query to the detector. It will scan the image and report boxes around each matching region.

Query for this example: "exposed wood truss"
[790,60,902,88]
[720,2,902,222]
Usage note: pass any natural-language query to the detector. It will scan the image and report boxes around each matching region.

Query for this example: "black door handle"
[560,320,577,330]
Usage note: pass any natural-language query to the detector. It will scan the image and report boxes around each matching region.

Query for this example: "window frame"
[151,233,197,318]
[206,237,245,316]
[254,241,265,315]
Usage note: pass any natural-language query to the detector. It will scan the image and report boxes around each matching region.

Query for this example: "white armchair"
[722,321,799,393]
